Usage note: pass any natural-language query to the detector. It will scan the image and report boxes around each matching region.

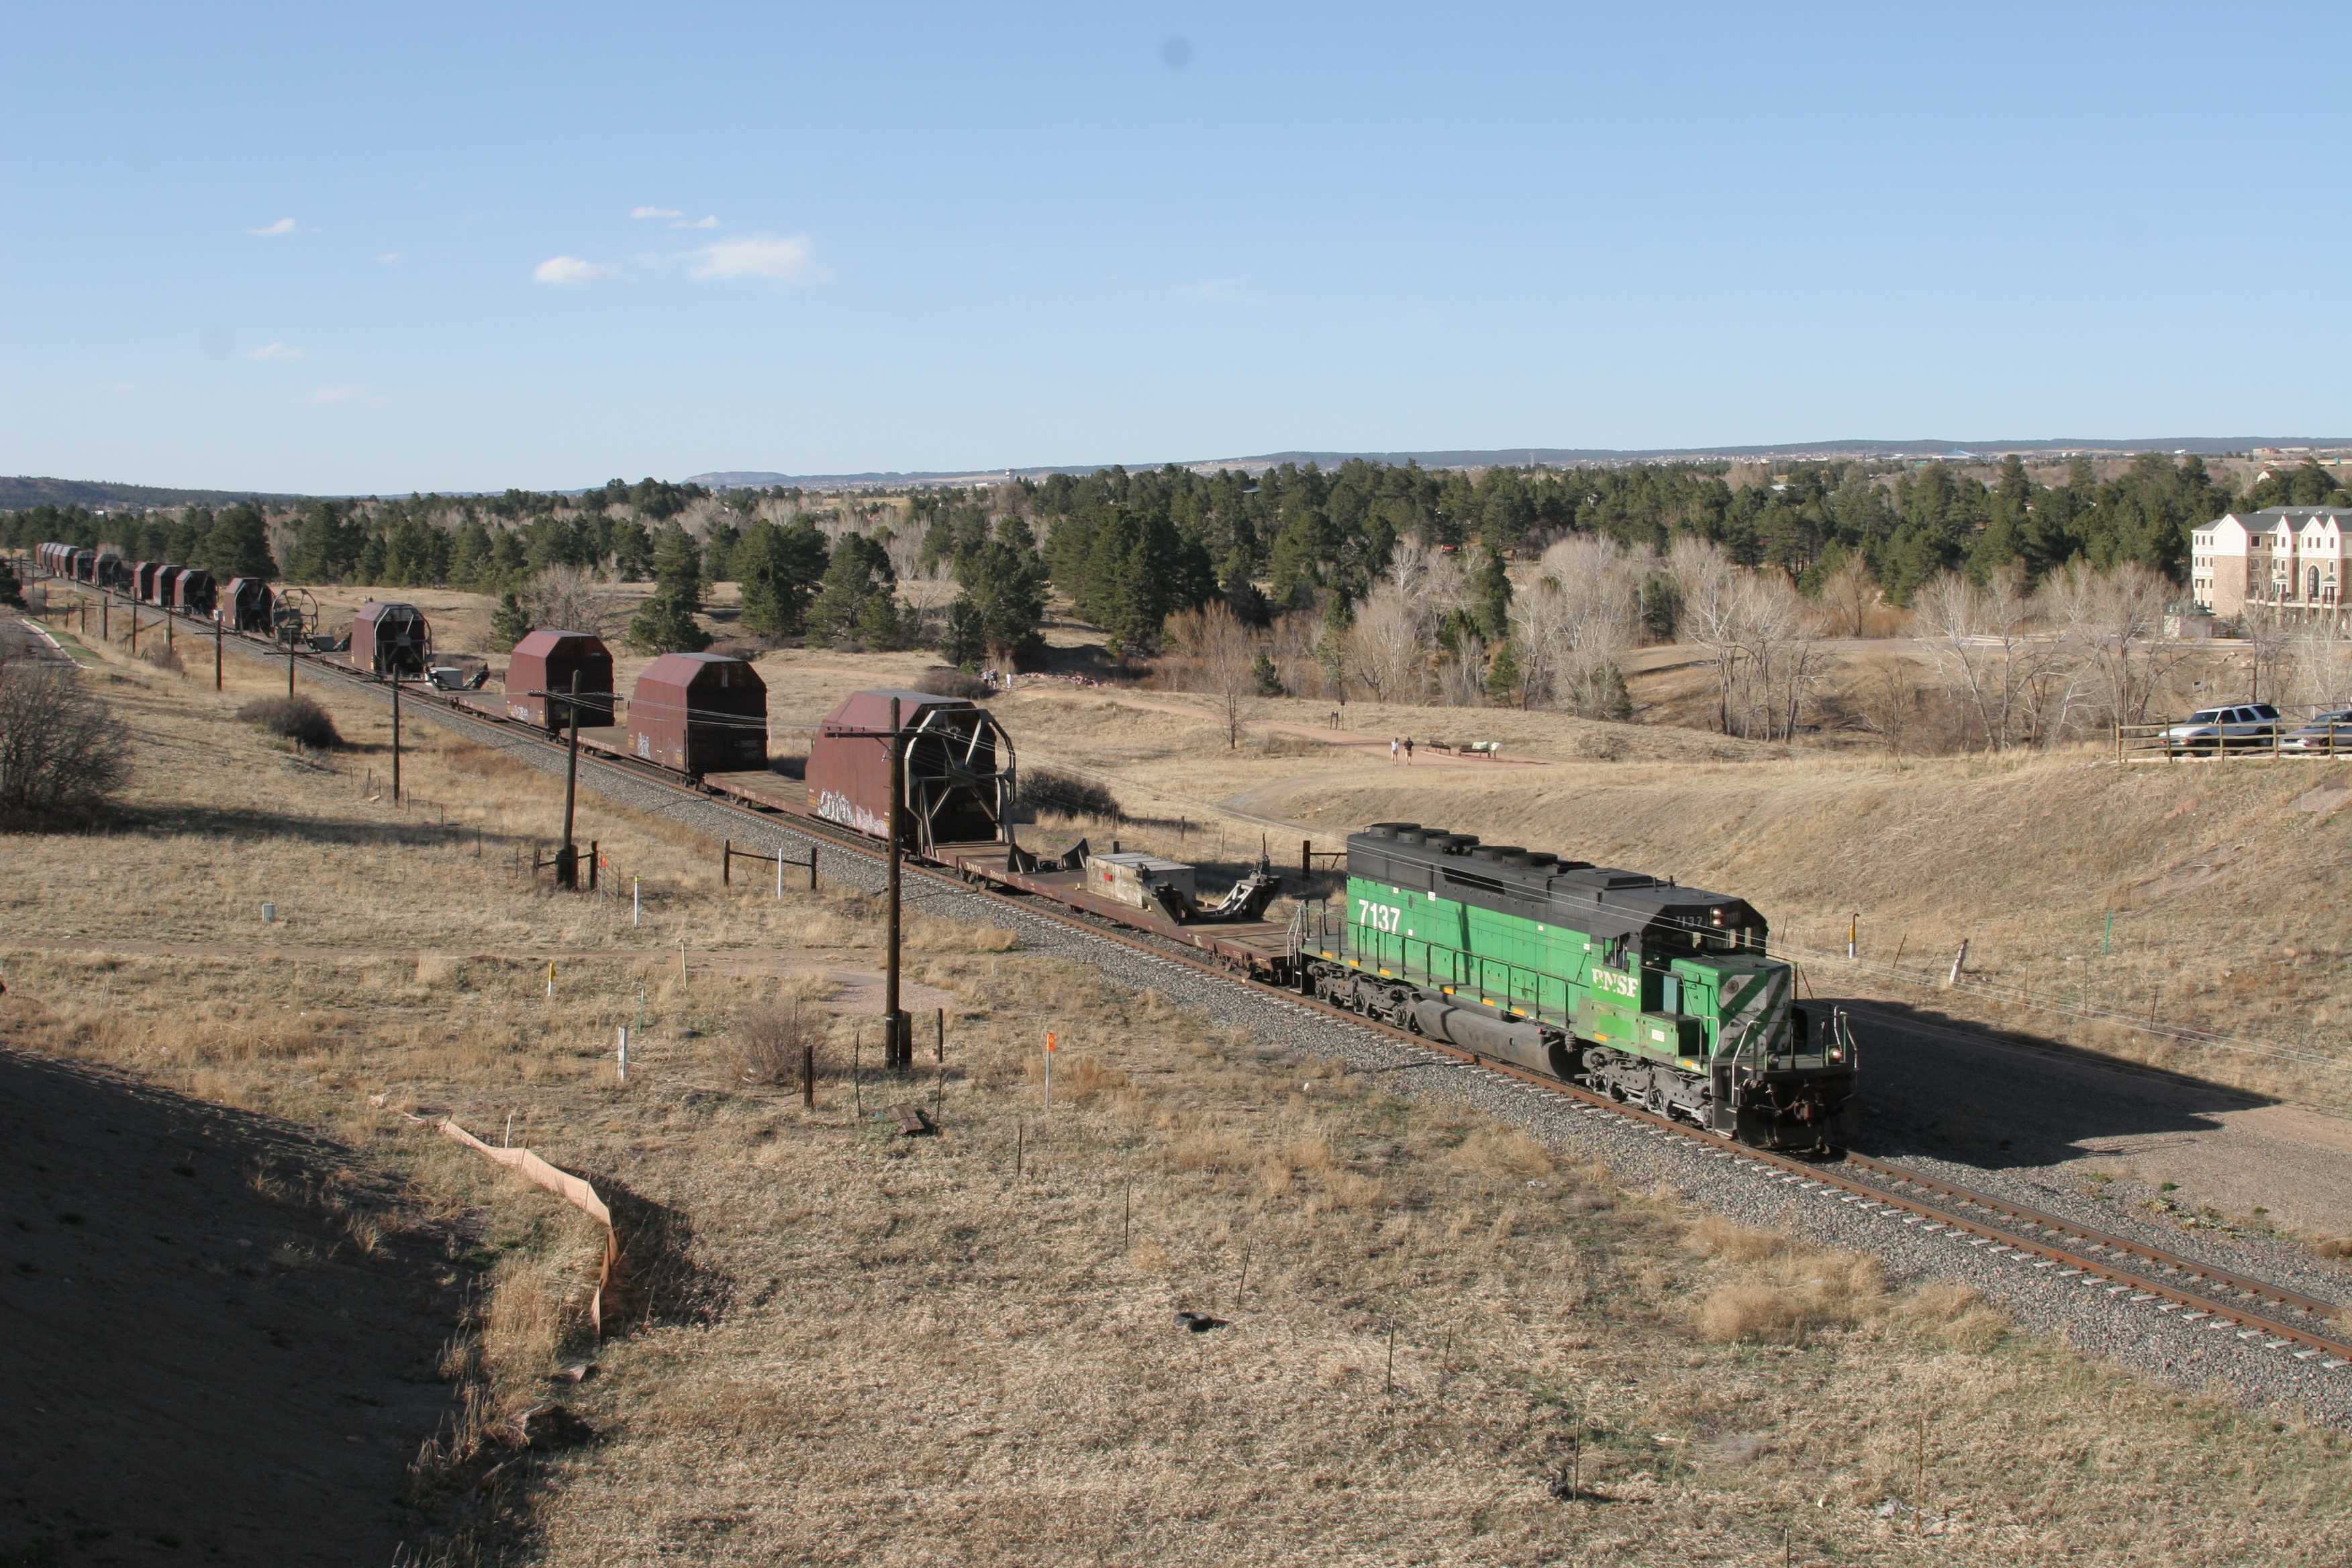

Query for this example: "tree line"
[10,454,2344,685]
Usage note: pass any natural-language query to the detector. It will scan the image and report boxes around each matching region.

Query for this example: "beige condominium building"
[2189,507,2352,617]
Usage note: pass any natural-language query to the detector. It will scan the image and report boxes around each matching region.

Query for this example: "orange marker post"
[1044,1030,1056,1109]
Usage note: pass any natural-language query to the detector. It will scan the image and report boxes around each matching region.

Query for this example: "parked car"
[2280,709,2352,755]
[2161,702,2281,754]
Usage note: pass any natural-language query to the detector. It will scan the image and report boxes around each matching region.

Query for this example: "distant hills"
[689,437,2351,490]
[11,436,2349,512]
[0,475,309,511]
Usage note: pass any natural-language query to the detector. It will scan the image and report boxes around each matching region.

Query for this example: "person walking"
[1389,737,1400,763]
[1403,737,1414,764]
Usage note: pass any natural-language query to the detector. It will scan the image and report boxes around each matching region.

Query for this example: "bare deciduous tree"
[1165,601,1262,749]
[2289,620,2352,712]
[1345,583,1422,703]
[1514,534,1647,718]
[1814,556,1880,638]
[0,664,132,820]
[519,565,622,638]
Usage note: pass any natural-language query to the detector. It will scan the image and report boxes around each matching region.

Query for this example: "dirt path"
[1018,686,1557,769]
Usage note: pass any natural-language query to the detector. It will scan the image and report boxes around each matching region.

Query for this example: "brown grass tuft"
[1694,1250,1883,1342]
[1687,1216,1793,1262]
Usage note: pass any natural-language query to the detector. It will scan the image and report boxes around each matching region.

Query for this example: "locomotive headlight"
[1710,908,1724,924]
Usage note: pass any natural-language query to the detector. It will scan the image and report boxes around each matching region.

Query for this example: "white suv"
[2161,703,2281,754]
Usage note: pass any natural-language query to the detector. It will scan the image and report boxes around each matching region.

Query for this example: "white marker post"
[617,1026,628,1083]
[546,961,555,999]
[775,843,783,899]
[1044,1030,1056,1110]
[633,877,640,927]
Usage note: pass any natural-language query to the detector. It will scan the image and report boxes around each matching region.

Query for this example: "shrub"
[0,665,132,822]
[1018,767,1120,822]
[736,1001,815,1087]
[917,666,989,701]
[236,694,342,749]
[140,644,184,674]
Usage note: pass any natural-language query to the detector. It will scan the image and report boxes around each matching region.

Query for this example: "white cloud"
[1180,279,1255,303]
[306,384,378,404]
[532,255,618,285]
[630,205,684,220]
[674,214,718,229]
[685,234,828,285]
[247,217,297,236]
[247,342,304,362]
[376,252,403,264]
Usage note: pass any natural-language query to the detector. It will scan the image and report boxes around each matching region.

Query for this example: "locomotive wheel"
[1643,1084,1667,1117]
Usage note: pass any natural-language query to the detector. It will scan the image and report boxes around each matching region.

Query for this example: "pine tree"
[626,587,711,654]
[952,532,1049,665]
[490,591,530,651]
[648,525,701,606]
[855,591,904,650]
[1471,537,1512,640]
[736,520,831,637]
[1251,646,1284,697]
[940,599,988,668]
[807,534,895,644]
[199,503,278,580]
[1484,638,1521,706]
[0,554,21,608]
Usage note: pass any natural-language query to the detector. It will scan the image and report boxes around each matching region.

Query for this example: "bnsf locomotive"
[1302,823,1851,1150]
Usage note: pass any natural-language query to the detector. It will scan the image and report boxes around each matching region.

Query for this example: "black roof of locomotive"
[1344,825,1765,942]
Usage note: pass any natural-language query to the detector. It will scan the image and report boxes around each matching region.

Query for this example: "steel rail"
[83,579,2352,1371]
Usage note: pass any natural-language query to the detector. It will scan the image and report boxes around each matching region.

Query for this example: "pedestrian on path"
[1404,737,1414,763]
[1389,737,1400,763]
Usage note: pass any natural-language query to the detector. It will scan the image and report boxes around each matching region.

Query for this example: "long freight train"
[26,546,1852,1149]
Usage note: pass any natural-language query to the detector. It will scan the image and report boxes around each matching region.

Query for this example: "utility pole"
[885,695,910,1072]
[390,672,402,802]
[287,622,297,698]
[213,612,222,691]
[558,671,583,888]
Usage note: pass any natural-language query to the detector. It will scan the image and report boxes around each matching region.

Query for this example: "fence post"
[723,839,731,886]
[1301,838,1311,879]
[589,840,599,891]
[809,848,819,891]
[1946,938,1969,988]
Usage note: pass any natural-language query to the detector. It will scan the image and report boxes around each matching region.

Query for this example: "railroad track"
[68,580,2352,1376]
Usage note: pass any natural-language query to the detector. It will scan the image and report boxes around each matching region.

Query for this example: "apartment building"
[2188,507,2352,617]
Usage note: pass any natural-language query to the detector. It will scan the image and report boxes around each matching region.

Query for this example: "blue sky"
[3,2,2347,494]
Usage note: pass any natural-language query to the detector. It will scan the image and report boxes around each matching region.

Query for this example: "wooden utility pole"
[390,673,402,802]
[558,671,583,888]
[213,612,222,691]
[885,696,910,1071]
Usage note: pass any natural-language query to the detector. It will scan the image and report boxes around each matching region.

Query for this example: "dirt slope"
[0,1047,461,1565]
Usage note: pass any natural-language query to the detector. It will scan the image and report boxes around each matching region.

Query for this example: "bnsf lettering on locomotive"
[1593,967,1637,999]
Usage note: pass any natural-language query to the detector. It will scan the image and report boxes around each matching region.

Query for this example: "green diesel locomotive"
[1302,823,1853,1150]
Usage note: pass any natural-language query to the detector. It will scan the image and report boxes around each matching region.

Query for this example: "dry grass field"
[8,594,2352,1563]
